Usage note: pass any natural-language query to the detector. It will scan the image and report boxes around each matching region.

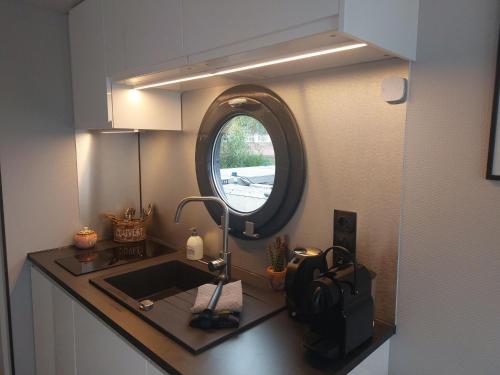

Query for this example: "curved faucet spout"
[173,196,231,281]
[174,196,227,223]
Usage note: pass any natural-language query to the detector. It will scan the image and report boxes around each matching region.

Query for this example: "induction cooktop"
[55,240,175,276]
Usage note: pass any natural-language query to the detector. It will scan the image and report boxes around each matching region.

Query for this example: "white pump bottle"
[186,227,203,260]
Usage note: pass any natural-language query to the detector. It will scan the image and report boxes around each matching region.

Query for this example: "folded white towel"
[191,280,243,314]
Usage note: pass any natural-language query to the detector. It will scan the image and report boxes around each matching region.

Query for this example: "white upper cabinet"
[111,84,181,130]
[69,0,418,127]
[101,0,185,79]
[340,0,419,60]
[69,0,182,130]
[69,0,111,130]
[182,0,340,57]
[119,0,183,77]
[101,0,126,78]
[179,0,418,65]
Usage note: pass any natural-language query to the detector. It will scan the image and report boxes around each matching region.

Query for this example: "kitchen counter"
[28,241,394,375]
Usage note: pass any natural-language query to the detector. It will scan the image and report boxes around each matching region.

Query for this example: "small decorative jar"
[73,227,98,249]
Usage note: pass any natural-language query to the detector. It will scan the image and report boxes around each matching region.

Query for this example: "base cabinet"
[348,341,389,375]
[31,266,168,375]
[74,302,149,375]
[31,265,73,375]
[31,265,388,375]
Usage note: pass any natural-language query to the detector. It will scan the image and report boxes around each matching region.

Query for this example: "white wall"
[0,2,80,374]
[390,0,500,373]
[0,172,10,375]
[141,59,408,323]
[0,327,3,375]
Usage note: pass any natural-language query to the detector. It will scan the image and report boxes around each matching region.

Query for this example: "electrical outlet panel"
[333,210,357,266]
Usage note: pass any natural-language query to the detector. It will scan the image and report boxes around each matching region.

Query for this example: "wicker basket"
[105,205,152,243]
[112,219,146,243]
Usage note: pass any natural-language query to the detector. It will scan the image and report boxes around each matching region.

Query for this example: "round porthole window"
[211,114,275,213]
[195,85,305,240]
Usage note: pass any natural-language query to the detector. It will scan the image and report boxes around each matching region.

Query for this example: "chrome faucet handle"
[208,258,226,272]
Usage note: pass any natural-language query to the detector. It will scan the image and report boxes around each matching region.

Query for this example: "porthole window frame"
[195,84,305,240]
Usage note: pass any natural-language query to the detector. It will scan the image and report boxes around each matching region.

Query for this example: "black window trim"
[195,84,306,240]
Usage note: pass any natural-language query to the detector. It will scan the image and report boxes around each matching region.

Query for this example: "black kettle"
[285,247,328,320]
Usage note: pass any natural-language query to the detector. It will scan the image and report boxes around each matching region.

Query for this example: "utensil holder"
[112,219,146,243]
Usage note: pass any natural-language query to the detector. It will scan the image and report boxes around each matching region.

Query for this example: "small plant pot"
[266,266,287,291]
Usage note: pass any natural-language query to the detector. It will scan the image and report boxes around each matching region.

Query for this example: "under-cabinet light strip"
[135,43,367,90]
[100,129,139,134]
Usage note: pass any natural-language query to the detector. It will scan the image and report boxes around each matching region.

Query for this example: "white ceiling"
[25,0,82,13]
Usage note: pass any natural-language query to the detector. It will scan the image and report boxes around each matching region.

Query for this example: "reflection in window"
[213,115,275,213]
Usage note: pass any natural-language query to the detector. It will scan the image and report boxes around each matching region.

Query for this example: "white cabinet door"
[181,0,339,56]
[101,0,127,78]
[31,267,76,375]
[31,267,56,375]
[69,0,112,130]
[53,285,78,374]
[347,340,390,375]
[32,266,166,375]
[123,0,183,74]
[341,0,419,60]
[111,84,182,130]
[74,303,148,375]
[147,362,168,375]
[101,0,183,77]
[70,0,182,130]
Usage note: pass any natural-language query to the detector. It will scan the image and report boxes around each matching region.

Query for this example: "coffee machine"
[285,209,375,360]
[284,247,328,320]
[302,246,374,360]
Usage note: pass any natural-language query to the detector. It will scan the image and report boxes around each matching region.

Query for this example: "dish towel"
[191,280,243,314]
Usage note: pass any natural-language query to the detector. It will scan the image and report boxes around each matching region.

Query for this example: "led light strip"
[100,129,139,134]
[135,43,367,90]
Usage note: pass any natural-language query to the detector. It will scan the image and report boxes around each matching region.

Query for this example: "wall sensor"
[381,76,407,104]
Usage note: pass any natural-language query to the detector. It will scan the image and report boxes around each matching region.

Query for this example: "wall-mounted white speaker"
[381,77,407,104]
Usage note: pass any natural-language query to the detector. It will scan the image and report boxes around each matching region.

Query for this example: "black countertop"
[28,241,395,375]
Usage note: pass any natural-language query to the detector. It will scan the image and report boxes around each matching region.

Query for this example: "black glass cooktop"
[55,240,175,276]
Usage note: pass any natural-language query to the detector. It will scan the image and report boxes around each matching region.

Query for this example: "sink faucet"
[174,196,231,281]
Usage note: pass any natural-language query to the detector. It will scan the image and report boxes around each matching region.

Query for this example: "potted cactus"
[266,236,288,290]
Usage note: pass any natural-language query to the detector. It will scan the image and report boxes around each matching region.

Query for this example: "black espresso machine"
[285,245,374,360]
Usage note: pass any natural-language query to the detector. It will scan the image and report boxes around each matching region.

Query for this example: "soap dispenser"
[186,227,203,260]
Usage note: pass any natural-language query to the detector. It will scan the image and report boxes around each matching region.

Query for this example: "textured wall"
[141,59,408,323]
[0,2,80,374]
[389,0,500,374]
